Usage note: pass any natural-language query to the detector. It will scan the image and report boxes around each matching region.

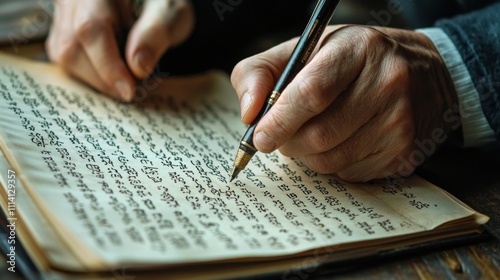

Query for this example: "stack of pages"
[0,52,488,279]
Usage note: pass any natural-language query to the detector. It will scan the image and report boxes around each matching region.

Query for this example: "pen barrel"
[238,0,340,155]
[240,100,273,150]
[231,0,341,178]
[274,0,340,93]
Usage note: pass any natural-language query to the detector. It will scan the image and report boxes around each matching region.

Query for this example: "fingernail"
[115,80,133,101]
[134,49,154,76]
[241,92,252,120]
[255,131,276,152]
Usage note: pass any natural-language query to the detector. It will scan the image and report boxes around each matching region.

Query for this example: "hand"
[231,25,459,182]
[46,0,194,101]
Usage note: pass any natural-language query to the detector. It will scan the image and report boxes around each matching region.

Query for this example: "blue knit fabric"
[435,2,500,144]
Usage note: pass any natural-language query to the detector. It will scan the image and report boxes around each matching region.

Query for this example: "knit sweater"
[436,2,500,145]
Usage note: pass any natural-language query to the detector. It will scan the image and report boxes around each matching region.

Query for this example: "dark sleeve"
[435,2,500,144]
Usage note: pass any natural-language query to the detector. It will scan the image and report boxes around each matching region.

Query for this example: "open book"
[0,52,489,279]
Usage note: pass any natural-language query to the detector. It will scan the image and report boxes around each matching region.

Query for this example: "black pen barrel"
[274,0,341,94]
[230,0,341,181]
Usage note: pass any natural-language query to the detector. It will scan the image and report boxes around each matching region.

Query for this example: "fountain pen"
[230,0,341,182]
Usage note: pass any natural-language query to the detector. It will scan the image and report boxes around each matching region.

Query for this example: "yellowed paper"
[0,52,488,273]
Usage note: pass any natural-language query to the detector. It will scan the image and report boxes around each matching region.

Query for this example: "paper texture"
[0,52,487,272]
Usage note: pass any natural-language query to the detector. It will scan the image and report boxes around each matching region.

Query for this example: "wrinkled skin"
[231,25,459,182]
[46,0,194,101]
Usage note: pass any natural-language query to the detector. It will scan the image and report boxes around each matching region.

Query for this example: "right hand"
[231,25,459,182]
[46,0,194,101]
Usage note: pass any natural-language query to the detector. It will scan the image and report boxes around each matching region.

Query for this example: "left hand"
[46,0,194,101]
[231,25,459,182]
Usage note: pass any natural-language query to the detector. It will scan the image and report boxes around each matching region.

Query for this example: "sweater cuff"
[416,27,496,147]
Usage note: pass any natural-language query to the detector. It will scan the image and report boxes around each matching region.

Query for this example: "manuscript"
[0,52,489,279]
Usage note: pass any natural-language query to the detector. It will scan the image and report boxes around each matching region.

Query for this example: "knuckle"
[278,145,294,157]
[307,125,334,153]
[337,169,376,183]
[387,109,415,147]
[231,57,271,89]
[266,108,291,139]
[292,78,327,115]
[306,149,350,175]
[301,156,331,174]
[378,164,405,183]
[387,134,415,163]
[382,58,410,92]
[379,96,414,144]
[57,40,81,68]
[361,27,384,45]
[340,25,384,51]
[337,25,371,41]
[387,132,416,170]
[98,64,118,81]
[334,147,354,170]
[313,159,334,174]
[337,170,357,182]
[230,58,250,84]
[75,16,113,43]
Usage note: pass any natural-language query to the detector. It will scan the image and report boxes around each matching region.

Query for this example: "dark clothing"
[400,0,497,28]
[436,3,500,144]
[402,0,500,144]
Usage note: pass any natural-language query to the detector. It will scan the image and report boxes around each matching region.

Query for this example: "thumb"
[230,38,300,124]
[126,0,194,78]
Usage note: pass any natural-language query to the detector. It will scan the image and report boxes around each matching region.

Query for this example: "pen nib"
[230,166,241,182]
[230,144,255,183]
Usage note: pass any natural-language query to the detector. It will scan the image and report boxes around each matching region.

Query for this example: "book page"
[0,52,487,270]
[0,150,83,271]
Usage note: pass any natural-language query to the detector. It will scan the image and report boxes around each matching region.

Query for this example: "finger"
[126,0,194,78]
[298,116,381,175]
[231,38,299,124]
[253,29,366,153]
[335,126,415,183]
[46,0,74,63]
[63,47,114,96]
[74,1,135,101]
[299,102,414,178]
[279,60,388,157]
[230,25,348,124]
[46,2,112,95]
[336,143,422,183]
[336,152,394,183]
